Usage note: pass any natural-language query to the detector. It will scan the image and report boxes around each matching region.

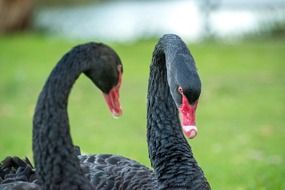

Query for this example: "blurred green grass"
[0,33,284,189]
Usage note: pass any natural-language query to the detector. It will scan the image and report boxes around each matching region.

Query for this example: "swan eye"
[116,65,123,88]
[178,86,183,94]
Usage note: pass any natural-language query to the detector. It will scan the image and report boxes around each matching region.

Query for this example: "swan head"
[84,44,123,117]
[168,52,201,139]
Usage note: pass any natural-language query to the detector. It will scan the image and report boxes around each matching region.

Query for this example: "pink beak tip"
[111,108,122,118]
[182,125,198,139]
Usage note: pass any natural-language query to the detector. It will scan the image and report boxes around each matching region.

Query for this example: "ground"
[0,33,284,189]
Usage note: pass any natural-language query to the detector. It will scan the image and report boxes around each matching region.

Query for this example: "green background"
[0,34,284,189]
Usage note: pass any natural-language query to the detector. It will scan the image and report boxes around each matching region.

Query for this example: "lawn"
[0,33,284,189]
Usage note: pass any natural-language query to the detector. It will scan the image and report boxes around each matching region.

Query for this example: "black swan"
[32,42,124,190]
[74,34,211,189]
[0,42,124,190]
[145,34,210,189]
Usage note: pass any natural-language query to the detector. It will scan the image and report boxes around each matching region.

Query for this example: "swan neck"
[32,52,92,189]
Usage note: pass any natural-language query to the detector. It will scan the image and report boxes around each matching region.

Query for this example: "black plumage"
[0,156,40,189]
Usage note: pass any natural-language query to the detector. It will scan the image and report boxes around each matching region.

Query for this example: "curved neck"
[147,35,209,189]
[33,51,93,190]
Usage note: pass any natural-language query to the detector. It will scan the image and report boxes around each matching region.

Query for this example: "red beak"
[103,87,122,118]
[103,66,123,118]
[178,93,198,139]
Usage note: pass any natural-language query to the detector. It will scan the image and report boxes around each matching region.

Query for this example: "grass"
[0,33,285,189]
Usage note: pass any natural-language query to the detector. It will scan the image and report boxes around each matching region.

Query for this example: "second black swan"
[76,34,211,189]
